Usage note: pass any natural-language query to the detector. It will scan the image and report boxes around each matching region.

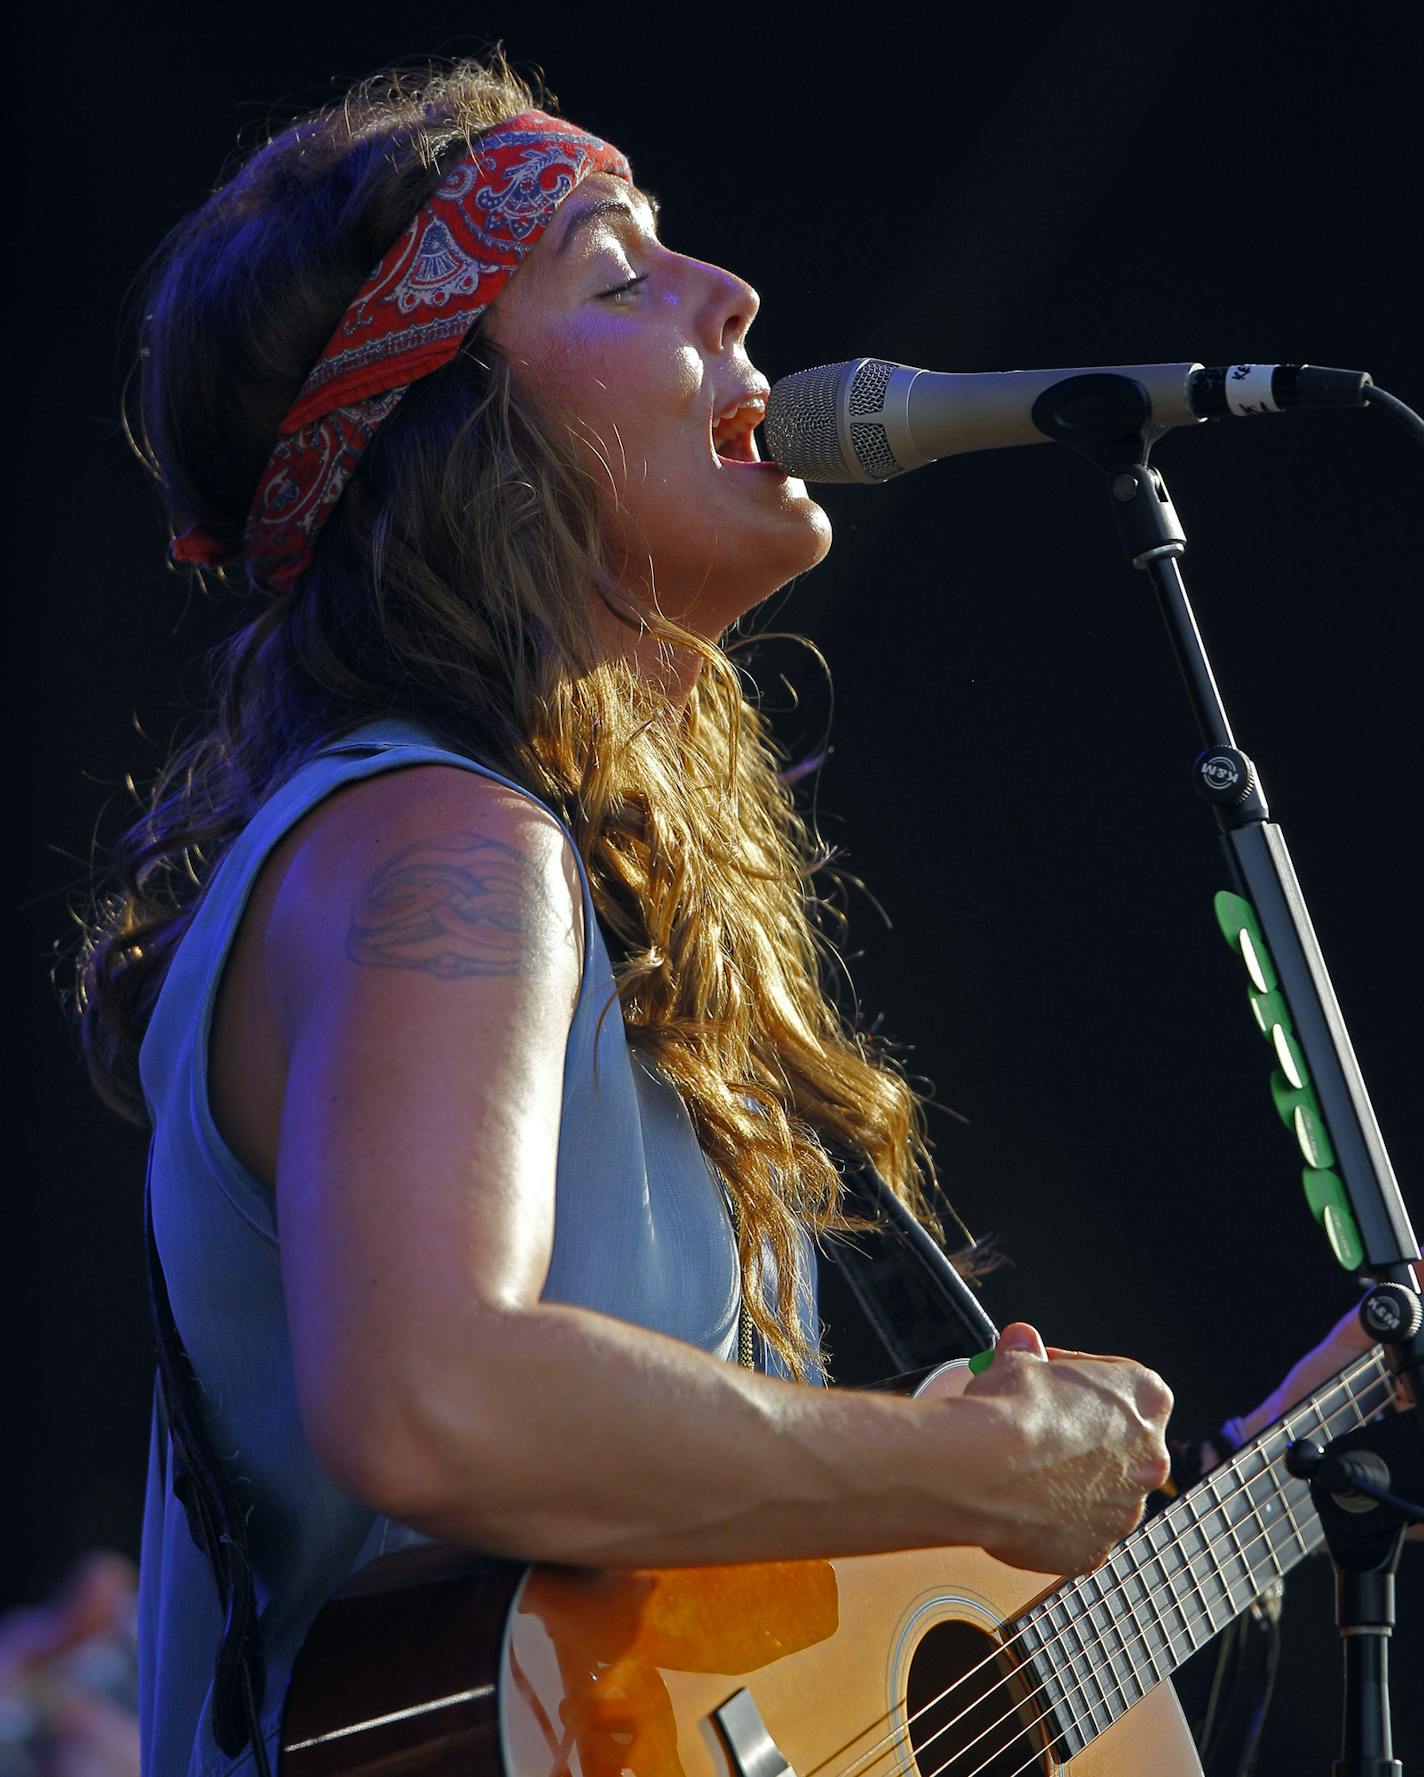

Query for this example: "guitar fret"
[1281,1476,1318,1560]
[1244,1435,1287,1592]
[1015,1608,1088,1762]
[1310,1394,1337,1451]
[1322,1372,1369,1436]
[1051,1590,1114,1738]
[1166,1499,1208,1649]
[1276,1413,1326,1565]
[1071,1580,1130,1737]
[1103,1548,1152,1708]
[1079,1565,1144,1716]
[1264,1434,1311,1567]
[1173,1488,1231,1637]
[1155,1540,1189,1668]
[1124,1522,1180,1676]
[1104,1551,1144,1697]
[1211,1455,1274,1603]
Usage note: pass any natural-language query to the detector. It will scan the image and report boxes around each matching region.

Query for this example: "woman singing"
[74,52,1397,1777]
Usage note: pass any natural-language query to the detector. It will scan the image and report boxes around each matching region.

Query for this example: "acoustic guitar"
[280,1345,1394,1776]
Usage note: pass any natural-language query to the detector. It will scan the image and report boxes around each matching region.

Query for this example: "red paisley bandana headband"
[170,110,632,596]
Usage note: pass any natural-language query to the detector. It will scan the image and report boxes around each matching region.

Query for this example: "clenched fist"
[958,1322,1174,1576]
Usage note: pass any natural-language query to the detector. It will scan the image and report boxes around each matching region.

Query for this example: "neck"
[590,596,711,713]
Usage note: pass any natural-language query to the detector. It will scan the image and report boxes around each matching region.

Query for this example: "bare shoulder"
[266,762,585,1025]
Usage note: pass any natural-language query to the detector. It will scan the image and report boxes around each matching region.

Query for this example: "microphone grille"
[765,359,907,483]
[847,358,893,416]
[765,361,862,483]
[843,360,905,479]
[850,422,898,479]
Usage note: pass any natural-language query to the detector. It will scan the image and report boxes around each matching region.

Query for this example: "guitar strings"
[906,1433,1327,1777]
[829,1352,1387,1777]
[865,1351,1388,1777]
[828,1447,1314,1777]
[918,1447,1319,1777]
[832,1351,1389,1777]
[815,1349,1389,1777]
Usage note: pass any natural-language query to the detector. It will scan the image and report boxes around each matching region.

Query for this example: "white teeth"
[714,396,767,427]
[711,392,767,462]
[713,403,766,465]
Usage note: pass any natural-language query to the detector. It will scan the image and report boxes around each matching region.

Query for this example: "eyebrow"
[556,187,662,255]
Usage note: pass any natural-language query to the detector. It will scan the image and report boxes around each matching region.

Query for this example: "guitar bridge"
[712,1687,799,1777]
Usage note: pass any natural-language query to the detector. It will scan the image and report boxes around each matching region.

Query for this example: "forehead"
[547,173,660,252]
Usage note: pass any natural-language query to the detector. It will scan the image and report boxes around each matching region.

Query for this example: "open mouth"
[711,396,768,466]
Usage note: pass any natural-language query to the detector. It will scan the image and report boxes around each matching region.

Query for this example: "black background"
[12,2,1424,1768]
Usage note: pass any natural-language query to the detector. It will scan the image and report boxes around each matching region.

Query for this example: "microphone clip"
[1028,370,1158,464]
[1028,372,1185,566]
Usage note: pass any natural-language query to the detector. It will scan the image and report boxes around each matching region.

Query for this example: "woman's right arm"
[269,767,1172,1580]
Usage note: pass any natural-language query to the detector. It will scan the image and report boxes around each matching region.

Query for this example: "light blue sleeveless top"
[136,718,818,1777]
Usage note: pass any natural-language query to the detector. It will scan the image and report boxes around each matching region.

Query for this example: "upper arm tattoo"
[346,831,561,979]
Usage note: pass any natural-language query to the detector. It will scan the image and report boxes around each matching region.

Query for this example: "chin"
[632,488,834,632]
[754,484,834,585]
[794,488,833,566]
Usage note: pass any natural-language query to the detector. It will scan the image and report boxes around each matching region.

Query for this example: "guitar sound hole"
[906,1620,1053,1777]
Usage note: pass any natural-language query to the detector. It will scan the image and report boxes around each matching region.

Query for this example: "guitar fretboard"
[1013,1349,1394,1761]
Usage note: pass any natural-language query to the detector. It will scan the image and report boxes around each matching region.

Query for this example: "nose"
[697,260,759,354]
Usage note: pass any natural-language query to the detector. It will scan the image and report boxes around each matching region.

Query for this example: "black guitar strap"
[145,1157,272,1777]
[828,1164,1000,1375]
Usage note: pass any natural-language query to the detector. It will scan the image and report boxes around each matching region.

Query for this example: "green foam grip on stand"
[968,1347,996,1375]
[1269,1071,1338,1168]
[1249,988,1293,1038]
[1217,888,1353,1271]
[1271,1023,1308,1090]
[1214,890,1279,993]
[1303,1168,1365,1269]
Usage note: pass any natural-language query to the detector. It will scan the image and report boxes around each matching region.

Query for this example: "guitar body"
[282,1361,1203,1776]
[282,1542,1199,1775]
[504,1547,1200,1777]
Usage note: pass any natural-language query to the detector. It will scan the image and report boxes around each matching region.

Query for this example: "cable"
[1365,384,1424,446]
[1195,1616,1246,1771]
[1237,1610,1282,1777]
[1329,1480,1424,1521]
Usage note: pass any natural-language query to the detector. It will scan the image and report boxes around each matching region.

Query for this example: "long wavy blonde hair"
[74,52,971,1377]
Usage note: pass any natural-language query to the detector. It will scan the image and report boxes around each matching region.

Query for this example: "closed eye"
[599,274,648,301]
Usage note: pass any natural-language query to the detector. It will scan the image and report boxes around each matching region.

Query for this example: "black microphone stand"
[1030,373,1424,1777]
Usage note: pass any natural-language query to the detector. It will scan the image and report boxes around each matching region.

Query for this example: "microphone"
[763,359,1374,484]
